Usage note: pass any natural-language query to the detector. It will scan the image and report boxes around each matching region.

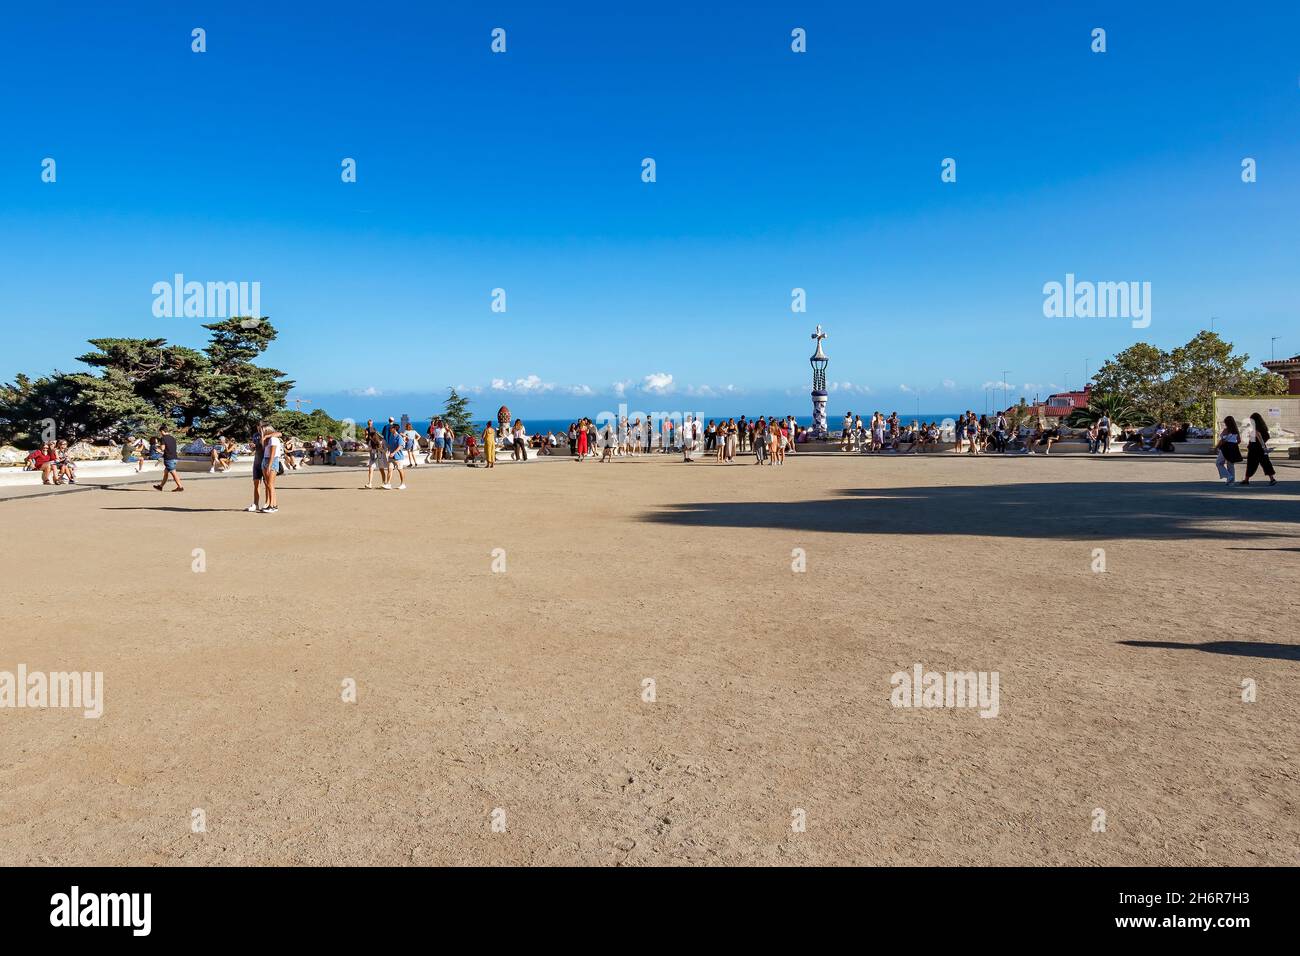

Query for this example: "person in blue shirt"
[383,418,406,490]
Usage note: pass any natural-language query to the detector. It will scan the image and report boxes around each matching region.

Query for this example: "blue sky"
[1,1,1297,421]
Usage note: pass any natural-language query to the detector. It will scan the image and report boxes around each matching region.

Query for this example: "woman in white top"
[512,420,528,460]
[1215,416,1244,485]
[262,428,282,512]
[431,420,447,464]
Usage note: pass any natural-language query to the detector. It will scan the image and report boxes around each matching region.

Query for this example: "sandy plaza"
[6,1,1300,936]
[3,450,1296,866]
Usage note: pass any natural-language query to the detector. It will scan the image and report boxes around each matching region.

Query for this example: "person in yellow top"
[482,421,496,468]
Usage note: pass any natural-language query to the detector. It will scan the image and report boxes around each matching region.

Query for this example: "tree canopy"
[440,387,475,437]
[0,317,302,445]
[1091,331,1285,427]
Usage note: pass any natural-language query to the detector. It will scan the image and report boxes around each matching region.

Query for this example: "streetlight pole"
[1001,370,1010,412]
[1272,336,1281,360]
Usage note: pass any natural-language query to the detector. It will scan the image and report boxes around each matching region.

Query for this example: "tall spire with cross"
[810,325,828,438]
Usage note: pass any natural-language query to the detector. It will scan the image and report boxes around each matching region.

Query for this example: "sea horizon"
[388,413,969,435]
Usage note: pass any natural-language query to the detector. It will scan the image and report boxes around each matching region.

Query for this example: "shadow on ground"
[643,481,1300,541]
[1119,640,1300,662]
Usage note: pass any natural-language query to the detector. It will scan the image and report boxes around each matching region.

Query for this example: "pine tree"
[441,387,475,437]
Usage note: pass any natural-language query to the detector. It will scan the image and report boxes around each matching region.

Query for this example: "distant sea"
[399,414,966,435]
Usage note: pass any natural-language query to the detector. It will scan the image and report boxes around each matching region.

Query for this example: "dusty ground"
[1,450,1297,866]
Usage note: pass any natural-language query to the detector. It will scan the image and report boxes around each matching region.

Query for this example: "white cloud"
[941,378,957,390]
[828,381,871,395]
[611,379,634,398]
[486,376,592,397]
[982,380,1013,391]
[491,374,553,393]
[899,384,914,393]
[684,383,741,399]
[642,372,674,394]
[348,386,381,397]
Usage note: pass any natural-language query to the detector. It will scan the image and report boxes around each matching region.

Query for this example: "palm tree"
[1064,393,1153,429]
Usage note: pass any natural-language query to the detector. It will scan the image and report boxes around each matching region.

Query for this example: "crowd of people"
[16,403,1286,498]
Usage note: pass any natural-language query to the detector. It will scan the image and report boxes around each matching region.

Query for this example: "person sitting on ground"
[1152,424,1172,447]
[54,440,77,484]
[210,436,236,472]
[1155,424,1179,453]
[25,442,59,483]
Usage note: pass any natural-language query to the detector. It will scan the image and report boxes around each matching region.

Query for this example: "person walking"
[1215,416,1244,485]
[1241,412,1278,486]
[385,422,407,489]
[363,420,387,488]
[152,425,184,492]
[1097,413,1111,453]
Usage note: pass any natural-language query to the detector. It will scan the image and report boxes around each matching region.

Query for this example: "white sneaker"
[209,467,216,473]
[398,483,407,490]
[263,506,278,513]
[381,483,392,490]
[246,504,261,512]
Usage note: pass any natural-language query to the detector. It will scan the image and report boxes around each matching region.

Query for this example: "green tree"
[440,387,475,437]
[1091,331,1285,427]
[0,372,97,444]
[269,407,351,440]
[1064,394,1153,429]
[198,318,293,436]
[0,317,304,445]
[1167,331,1284,427]
[1090,342,1174,422]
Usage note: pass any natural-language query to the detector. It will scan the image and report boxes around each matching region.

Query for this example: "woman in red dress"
[576,417,589,460]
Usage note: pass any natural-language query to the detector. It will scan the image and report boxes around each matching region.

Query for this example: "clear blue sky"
[2,1,1297,422]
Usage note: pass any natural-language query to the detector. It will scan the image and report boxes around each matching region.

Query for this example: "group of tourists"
[17,401,1286,500]
[1215,413,1279,486]
[23,440,77,485]
[562,415,805,464]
